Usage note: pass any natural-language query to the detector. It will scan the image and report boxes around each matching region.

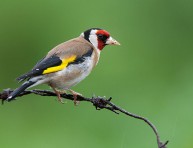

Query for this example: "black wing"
[16,55,62,82]
[16,49,93,82]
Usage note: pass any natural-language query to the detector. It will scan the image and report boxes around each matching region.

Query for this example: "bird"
[7,28,120,104]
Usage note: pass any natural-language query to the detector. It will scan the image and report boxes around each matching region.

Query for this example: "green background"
[0,0,193,147]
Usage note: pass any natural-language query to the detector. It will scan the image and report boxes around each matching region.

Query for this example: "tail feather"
[7,81,35,101]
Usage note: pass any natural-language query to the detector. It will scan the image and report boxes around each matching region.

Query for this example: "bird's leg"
[68,89,82,106]
[60,90,67,94]
[50,86,64,104]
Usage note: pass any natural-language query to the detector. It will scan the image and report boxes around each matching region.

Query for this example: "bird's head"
[80,28,120,51]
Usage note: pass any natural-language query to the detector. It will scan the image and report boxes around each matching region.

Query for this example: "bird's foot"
[55,91,65,104]
[58,90,68,104]
[69,89,82,106]
[57,95,65,104]
[51,86,65,104]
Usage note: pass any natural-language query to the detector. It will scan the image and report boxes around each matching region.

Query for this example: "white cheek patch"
[89,30,98,50]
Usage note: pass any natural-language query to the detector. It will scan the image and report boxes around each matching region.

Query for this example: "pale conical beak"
[106,36,121,45]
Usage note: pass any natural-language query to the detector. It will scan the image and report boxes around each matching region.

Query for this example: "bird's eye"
[97,34,104,40]
[97,34,108,42]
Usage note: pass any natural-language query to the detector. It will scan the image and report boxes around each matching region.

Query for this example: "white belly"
[49,56,94,90]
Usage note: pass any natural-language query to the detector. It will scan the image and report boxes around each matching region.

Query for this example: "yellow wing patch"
[43,56,76,74]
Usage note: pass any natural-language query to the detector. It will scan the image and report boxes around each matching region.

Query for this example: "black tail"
[7,81,35,102]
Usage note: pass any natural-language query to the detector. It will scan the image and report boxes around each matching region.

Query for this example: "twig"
[0,88,168,148]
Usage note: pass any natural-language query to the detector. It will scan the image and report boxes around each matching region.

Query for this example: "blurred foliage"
[1,0,193,147]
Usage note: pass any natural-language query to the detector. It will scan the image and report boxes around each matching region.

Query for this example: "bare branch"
[0,88,168,148]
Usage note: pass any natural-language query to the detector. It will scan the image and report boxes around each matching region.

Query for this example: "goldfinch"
[7,28,120,103]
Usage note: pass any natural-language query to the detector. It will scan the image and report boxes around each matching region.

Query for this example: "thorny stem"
[0,88,168,148]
